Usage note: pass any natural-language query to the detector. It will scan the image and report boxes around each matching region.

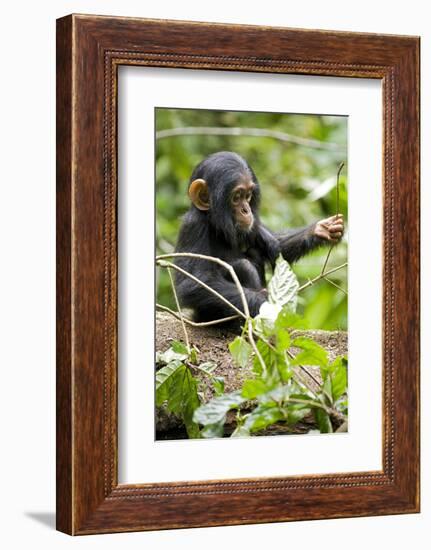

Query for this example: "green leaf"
[241,379,268,399]
[267,255,299,310]
[193,391,245,426]
[275,353,293,383]
[244,403,285,432]
[163,365,201,438]
[171,340,189,355]
[276,328,290,352]
[322,376,333,405]
[201,422,225,438]
[275,308,308,331]
[229,336,252,368]
[252,339,276,378]
[330,362,347,402]
[155,360,183,406]
[165,365,188,414]
[290,337,329,368]
[195,361,217,375]
[259,384,292,404]
[212,376,225,396]
[286,404,311,425]
[189,347,199,365]
[156,346,188,365]
[181,369,201,438]
[231,425,250,438]
[314,408,333,433]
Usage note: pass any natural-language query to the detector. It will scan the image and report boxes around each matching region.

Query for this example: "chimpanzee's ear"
[189,179,210,211]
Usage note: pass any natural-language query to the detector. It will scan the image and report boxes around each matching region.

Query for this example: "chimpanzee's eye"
[232,191,241,205]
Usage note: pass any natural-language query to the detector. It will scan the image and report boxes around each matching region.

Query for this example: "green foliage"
[193,300,348,438]
[190,256,348,438]
[156,255,348,439]
[155,343,228,438]
[229,337,253,368]
[290,337,329,367]
[155,355,201,438]
[268,255,299,310]
[156,108,348,330]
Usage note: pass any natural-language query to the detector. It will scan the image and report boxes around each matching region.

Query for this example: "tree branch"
[298,262,348,292]
[156,252,267,374]
[156,303,239,327]
[156,126,346,152]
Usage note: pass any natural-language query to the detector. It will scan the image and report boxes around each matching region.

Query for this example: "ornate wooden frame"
[56,14,420,535]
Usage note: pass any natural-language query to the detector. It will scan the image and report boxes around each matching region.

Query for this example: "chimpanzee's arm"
[255,222,321,265]
[254,224,281,268]
[275,214,345,264]
[276,224,322,264]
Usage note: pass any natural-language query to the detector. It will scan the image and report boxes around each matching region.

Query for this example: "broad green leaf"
[231,425,250,438]
[156,346,188,365]
[276,328,290,352]
[331,363,347,402]
[322,376,333,405]
[275,308,308,331]
[155,360,183,406]
[259,384,292,404]
[181,369,201,438]
[275,353,293,383]
[165,365,188,415]
[162,365,201,438]
[290,337,329,368]
[201,422,224,438]
[241,379,268,399]
[171,340,189,355]
[252,339,277,381]
[212,376,225,396]
[189,347,199,365]
[229,336,252,368]
[195,361,217,375]
[314,408,333,433]
[267,255,299,310]
[244,403,285,432]
[286,404,311,425]
[193,391,245,426]
[328,355,347,371]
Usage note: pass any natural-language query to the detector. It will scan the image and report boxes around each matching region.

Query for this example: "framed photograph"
[56,14,420,535]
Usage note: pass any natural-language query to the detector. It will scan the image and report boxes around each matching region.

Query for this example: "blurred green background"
[155,108,348,331]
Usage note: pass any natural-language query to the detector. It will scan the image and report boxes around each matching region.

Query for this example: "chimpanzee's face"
[230,179,255,231]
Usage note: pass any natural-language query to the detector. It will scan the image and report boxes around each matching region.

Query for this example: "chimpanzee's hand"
[313,214,344,243]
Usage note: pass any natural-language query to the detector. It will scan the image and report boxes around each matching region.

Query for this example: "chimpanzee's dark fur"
[174,152,324,323]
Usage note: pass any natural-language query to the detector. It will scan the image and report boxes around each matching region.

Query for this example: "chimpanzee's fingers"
[323,214,343,225]
[329,223,344,233]
[329,232,343,241]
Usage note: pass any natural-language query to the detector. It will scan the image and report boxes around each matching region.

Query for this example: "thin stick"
[286,349,321,388]
[288,398,346,422]
[156,303,239,327]
[157,260,246,320]
[298,262,348,292]
[167,267,190,352]
[323,277,348,295]
[157,252,267,374]
[320,162,344,275]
